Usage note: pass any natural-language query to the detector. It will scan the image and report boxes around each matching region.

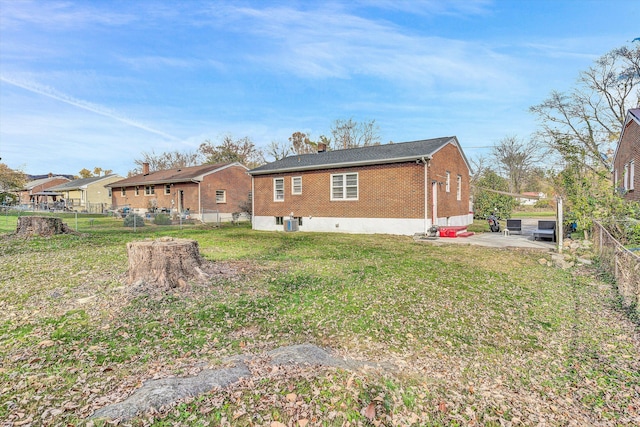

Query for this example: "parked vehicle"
[487,214,500,232]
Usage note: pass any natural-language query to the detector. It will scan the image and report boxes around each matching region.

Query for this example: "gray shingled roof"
[49,174,120,191]
[249,136,462,175]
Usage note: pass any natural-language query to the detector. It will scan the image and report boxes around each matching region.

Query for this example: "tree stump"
[126,237,210,290]
[16,216,75,237]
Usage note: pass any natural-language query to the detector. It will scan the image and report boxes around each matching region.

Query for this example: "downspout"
[198,181,202,222]
[421,156,431,234]
[251,176,255,229]
[189,179,203,222]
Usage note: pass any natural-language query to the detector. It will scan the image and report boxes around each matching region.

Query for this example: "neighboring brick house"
[248,136,472,235]
[48,174,124,213]
[18,174,71,206]
[613,108,640,202]
[105,162,251,222]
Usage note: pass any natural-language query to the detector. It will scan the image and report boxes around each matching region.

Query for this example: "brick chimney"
[142,162,150,175]
[317,143,327,153]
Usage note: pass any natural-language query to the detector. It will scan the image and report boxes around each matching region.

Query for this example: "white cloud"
[204,3,521,94]
[355,0,494,17]
[0,74,181,141]
[0,0,136,29]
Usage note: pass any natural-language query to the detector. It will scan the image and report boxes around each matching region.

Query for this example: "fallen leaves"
[362,401,376,421]
[2,227,640,426]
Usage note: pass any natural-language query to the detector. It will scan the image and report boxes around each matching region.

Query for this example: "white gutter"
[248,154,438,176]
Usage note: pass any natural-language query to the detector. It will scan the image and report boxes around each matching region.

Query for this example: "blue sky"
[1,0,638,177]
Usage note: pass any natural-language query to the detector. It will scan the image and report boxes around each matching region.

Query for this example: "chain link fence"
[592,220,639,316]
[1,205,250,235]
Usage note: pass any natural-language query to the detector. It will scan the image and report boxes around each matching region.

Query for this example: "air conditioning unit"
[284,219,298,232]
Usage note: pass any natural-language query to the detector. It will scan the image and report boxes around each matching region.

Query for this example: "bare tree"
[329,118,381,149]
[491,135,543,194]
[130,149,202,175]
[289,131,317,154]
[266,140,292,161]
[199,135,265,169]
[530,43,640,173]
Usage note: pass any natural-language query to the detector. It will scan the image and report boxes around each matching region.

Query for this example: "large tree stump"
[16,216,75,237]
[126,237,209,290]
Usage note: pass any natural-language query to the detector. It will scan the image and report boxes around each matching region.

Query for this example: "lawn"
[1,214,639,426]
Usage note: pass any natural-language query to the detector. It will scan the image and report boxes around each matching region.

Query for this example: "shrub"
[534,199,554,209]
[627,222,640,245]
[123,214,145,227]
[153,214,171,225]
[0,192,18,205]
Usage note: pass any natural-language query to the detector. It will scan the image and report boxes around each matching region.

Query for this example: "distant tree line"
[129,118,381,175]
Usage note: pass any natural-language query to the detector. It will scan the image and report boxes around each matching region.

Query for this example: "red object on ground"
[438,226,467,238]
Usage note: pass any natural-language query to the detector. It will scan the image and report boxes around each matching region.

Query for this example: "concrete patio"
[416,217,559,250]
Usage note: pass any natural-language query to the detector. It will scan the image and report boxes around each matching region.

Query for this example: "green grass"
[1,221,638,426]
[511,209,556,218]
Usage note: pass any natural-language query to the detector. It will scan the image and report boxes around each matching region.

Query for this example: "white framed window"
[145,185,155,195]
[108,188,112,197]
[630,160,635,191]
[135,186,139,196]
[456,175,462,201]
[274,178,284,201]
[445,171,451,192]
[121,188,126,196]
[331,173,358,200]
[164,184,171,195]
[216,190,226,203]
[292,176,302,195]
[275,216,284,225]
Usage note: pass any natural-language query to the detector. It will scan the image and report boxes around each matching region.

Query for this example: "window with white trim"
[108,188,112,197]
[630,160,635,191]
[164,184,171,195]
[292,176,302,195]
[121,188,126,196]
[145,185,155,195]
[456,175,462,201]
[216,190,226,203]
[135,186,139,196]
[274,178,284,201]
[445,171,451,192]
[331,173,358,200]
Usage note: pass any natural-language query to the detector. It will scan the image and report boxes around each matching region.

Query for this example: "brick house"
[106,162,251,222]
[18,174,71,207]
[613,108,639,202]
[248,136,472,235]
[48,174,124,213]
